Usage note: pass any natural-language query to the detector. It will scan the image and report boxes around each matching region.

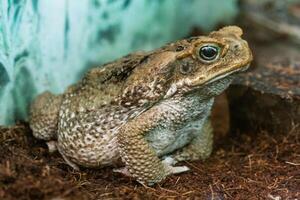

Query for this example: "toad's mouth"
[203,64,250,86]
[164,64,250,99]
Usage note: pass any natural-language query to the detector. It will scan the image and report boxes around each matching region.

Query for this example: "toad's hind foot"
[113,167,132,177]
[29,91,62,141]
[59,150,80,171]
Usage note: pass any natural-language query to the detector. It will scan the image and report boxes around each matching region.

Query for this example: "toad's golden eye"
[199,45,219,62]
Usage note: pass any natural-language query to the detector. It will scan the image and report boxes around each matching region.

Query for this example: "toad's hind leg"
[172,119,213,162]
[29,91,63,152]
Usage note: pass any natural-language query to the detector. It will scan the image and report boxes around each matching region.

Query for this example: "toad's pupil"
[199,46,218,60]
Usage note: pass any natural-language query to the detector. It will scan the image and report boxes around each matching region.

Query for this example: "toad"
[29,26,253,185]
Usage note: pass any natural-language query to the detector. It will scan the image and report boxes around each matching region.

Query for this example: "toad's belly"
[145,118,207,157]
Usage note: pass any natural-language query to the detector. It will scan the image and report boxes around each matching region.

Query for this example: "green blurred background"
[0,0,237,125]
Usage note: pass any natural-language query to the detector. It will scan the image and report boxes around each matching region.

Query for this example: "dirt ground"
[0,118,299,200]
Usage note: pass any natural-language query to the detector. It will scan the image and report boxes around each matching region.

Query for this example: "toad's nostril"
[234,44,239,49]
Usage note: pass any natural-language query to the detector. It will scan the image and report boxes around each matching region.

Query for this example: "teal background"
[0,0,237,125]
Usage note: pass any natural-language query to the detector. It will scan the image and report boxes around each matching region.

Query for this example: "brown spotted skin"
[29,26,253,185]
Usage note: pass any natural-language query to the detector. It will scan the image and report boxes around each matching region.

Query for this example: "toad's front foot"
[114,157,189,185]
[162,157,190,175]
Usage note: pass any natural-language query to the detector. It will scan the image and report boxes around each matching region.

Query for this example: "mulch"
[0,122,299,200]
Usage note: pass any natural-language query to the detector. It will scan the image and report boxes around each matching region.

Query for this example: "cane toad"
[29,26,253,185]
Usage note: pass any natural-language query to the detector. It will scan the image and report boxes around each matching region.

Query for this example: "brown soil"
[0,122,299,200]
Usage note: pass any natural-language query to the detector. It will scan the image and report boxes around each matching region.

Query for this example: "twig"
[285,161,300,166]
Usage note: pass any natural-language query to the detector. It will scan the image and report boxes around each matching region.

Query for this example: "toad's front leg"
[117,106,189,186]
